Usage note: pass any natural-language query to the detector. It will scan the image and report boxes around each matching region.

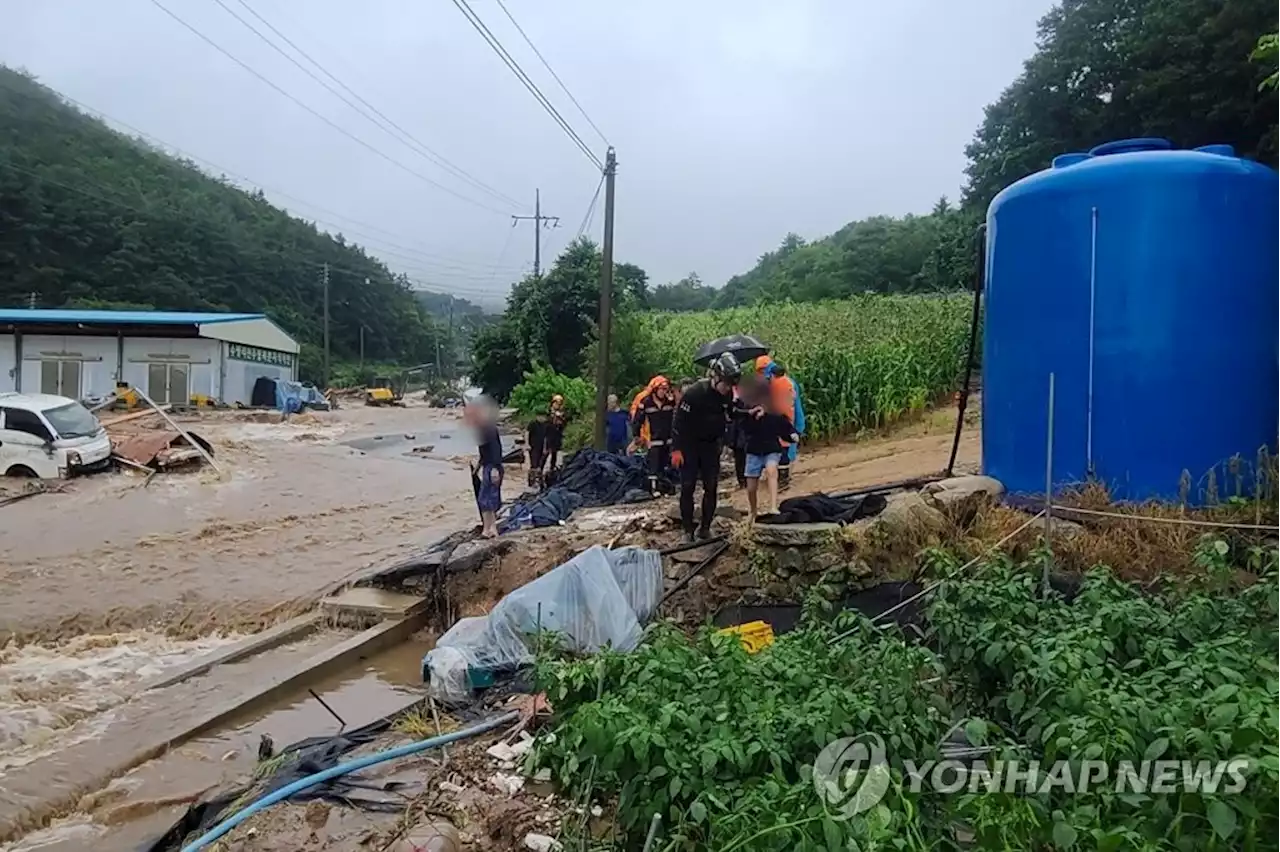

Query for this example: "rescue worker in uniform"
[671,353,741,542]
[631,377,677,494]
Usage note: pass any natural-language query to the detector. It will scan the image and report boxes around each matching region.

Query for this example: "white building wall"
[121,337,218,403]
[18,334,119,399]
[222,354,292,406]
[0,333,16,393]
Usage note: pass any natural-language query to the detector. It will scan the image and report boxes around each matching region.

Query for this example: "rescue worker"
[631,377,677,494]
[671,352,741,542]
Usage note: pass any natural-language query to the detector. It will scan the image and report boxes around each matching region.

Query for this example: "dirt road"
[0,403,480,645]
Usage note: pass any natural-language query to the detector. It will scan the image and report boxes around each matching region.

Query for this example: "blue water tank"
[982,138,1279,503]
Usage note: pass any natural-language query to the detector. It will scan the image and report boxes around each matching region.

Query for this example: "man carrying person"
[631,376,677,495]
[671,353,741,543]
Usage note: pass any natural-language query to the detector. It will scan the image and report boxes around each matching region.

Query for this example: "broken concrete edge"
[141,613,322,692]
[0,614,427,844]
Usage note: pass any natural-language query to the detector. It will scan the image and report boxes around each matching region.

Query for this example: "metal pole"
[592,148,617,449]
[322,262,330,389]
[1043,371,1055,590]
[533,188,541,277]
[358,325,364,370]
[1086,207,1098,478]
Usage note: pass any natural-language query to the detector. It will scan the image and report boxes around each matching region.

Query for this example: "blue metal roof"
[0,309,265,325]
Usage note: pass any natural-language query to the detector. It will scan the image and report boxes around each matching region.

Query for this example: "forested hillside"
[0,67,452,381]
[714,202,978,307]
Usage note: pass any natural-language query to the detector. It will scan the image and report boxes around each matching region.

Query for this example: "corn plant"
[638,295,973,439]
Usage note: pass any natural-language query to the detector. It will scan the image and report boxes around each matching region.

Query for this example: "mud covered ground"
[0,402,481,646]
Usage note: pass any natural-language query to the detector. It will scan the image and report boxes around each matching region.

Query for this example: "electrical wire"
[449,0,603,172]
[491,0,609,146]
[574,171,606,240]
[212,0,525,211]
[146,0,514,215]
[0,160,510,297]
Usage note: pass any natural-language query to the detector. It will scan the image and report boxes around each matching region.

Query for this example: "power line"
[146,0,514,215]
[1,76,517,273]
[0,160,513,298]
[575,172,606,240]
[449,0,603,172]
[491,0,609,147]
[213,0,526,211]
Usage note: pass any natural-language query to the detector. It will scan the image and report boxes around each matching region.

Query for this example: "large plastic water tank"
[982,138,1278,503]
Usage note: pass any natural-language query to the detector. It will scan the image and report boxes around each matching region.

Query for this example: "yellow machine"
[365,376,400,406]
[716,620,775,654]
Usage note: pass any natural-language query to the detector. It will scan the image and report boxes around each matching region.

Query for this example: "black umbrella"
[693,334,770,366]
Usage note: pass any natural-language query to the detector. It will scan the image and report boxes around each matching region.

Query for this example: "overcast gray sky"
[1,0,1054,308]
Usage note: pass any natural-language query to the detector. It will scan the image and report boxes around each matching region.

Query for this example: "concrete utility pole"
[592,148,618,449]
[511,189,559,276]
[322,262,330,389]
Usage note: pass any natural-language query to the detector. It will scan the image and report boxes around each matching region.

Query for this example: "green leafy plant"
[508,366,594,420]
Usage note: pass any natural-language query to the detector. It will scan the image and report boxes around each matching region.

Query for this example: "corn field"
[638,295,973,439]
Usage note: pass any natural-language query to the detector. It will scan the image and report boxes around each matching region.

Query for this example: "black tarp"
[499,448,664,532]
[250,376,277,407]
[756,492,888,525]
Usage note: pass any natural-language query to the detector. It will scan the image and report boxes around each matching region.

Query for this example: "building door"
[147,363,189,405]
[39,360,82,398]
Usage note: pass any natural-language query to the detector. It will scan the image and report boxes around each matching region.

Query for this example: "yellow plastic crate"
[716,620,775,654]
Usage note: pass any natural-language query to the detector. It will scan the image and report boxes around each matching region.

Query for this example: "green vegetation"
[962,0,1277,211]
[641,297,972,439]
[713,205,978,309]
[533,542,1279,851]
[0,67,480,383]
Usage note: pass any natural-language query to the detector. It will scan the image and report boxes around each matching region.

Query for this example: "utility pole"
[511,189,559,276]
[446,301,455,382]
[592,148,618,449]
[359,325,365,370]
[26,292,37,309]
[322,262,330,389]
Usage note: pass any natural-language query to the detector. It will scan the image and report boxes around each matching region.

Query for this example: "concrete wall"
[222,352,292,406]
[5,334,118,399]
[121,337,219,403]
[1,331,297,405]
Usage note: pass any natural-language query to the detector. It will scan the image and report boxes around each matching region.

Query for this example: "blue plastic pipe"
[181,710,521,852]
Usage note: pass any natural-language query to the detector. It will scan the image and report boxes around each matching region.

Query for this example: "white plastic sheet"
[425,545,662,701]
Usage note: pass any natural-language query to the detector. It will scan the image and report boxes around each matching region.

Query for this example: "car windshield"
[42,402,101,439]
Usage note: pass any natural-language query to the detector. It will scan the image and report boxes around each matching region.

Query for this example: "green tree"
[649,272,717,312]
[962,0,1278,210]
[1253,33,1278,90]
[0,67,448,383]
[469,239,652,400]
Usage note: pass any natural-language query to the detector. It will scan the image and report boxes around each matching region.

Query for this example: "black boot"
[696,526,712,541]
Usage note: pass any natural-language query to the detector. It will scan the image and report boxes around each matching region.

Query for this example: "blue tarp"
[275,380,327,414]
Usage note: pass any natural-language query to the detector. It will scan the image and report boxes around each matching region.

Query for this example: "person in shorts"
[467,398,504,538]
[739,394,799,520]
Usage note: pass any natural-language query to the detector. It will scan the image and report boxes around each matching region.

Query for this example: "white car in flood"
[0,392,112,479]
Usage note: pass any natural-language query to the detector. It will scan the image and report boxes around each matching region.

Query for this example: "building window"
[39,360,81,398]
[147,363,190,405]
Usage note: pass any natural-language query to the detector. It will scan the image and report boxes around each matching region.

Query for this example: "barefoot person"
[467,398,504,538]
[740,393,799,520]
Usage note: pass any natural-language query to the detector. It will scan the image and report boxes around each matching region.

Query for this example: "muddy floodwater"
[1,637,435,852]
[0,405,480,644]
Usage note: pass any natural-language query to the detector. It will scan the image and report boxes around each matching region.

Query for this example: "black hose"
[945,223,988,478]
[828,475,943,501]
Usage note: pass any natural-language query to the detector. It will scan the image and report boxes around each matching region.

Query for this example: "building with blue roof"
[0,308,300,405]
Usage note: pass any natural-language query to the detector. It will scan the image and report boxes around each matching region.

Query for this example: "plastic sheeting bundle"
[424,546,663,702]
